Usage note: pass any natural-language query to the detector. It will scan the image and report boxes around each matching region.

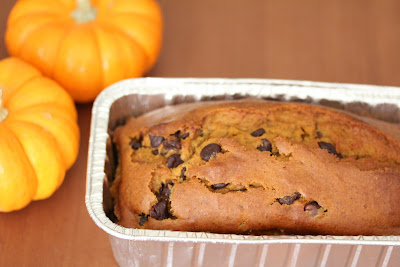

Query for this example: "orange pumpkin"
[5,0,163,103]
[0,57,80,212]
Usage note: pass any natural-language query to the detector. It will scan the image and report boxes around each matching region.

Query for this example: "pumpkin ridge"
[96,20,149,55]
[7,0,67,25]
[47,23,74,78]
[4,120,66,200]
[53,24,90,81]
[53,23,104,102]
[99,15,161,71]
[25,18,72,78]
[3,75,41,104]
[5,75,76,116]
[8,112,80,169]
[1,122,38,168]
[11,19,65,58]
[6,16,58,57]
[0,58,41,101]
[8,105,79,128]
[12,11,67,23]
[96,20,150,70]
[10,13,68,25]
[0,124,37,212]
[90,23,105,89]
[10,103,78,123]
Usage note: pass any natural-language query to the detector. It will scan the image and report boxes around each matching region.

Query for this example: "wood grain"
[0,0,399,266]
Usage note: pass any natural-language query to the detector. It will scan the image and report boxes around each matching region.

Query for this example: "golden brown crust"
[112,100,400,235]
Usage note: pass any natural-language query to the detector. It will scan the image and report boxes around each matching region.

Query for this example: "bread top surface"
[112,100,400,235]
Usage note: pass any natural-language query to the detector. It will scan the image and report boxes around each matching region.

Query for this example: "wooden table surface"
[0,0,399,266]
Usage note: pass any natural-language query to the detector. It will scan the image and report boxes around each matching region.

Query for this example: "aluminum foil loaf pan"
[86,78,400,267]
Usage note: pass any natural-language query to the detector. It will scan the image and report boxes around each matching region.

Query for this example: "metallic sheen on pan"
[86,78,400,265]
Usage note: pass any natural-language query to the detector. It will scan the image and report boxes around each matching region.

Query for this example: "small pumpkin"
[0,57,80,212]
[5,0,163,103]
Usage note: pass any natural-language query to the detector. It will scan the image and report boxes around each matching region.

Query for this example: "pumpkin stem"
[71,0,97,24]
[0,89,8,122]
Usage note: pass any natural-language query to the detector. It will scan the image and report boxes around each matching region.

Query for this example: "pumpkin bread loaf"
[111,100,400,235]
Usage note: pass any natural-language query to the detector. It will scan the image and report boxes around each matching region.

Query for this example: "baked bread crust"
[112,100,400,235]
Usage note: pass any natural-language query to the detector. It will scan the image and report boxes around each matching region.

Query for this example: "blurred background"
[1,0,399,86]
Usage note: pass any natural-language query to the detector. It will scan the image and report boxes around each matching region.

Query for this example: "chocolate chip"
[251,128,265,137]
[300,128,309,140]
[163,139,181,150]
[277,192,301,205]
[180,167,187,181]
[318,142,340,156]
[158,183,173,198]
[138,213,149,226]
[149,199,169,220]
[150,135,165,147]
[200,143,222,161]
[304,201,321,217]
[211,183,230,190]
[317,131,323,138]
[166,154,184,168]
[152,149,159,155]
[171,130,181,139]
[129,138,142,150]
[181,133,189,139]
[257,138,272,152]
[156,182,174,198]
